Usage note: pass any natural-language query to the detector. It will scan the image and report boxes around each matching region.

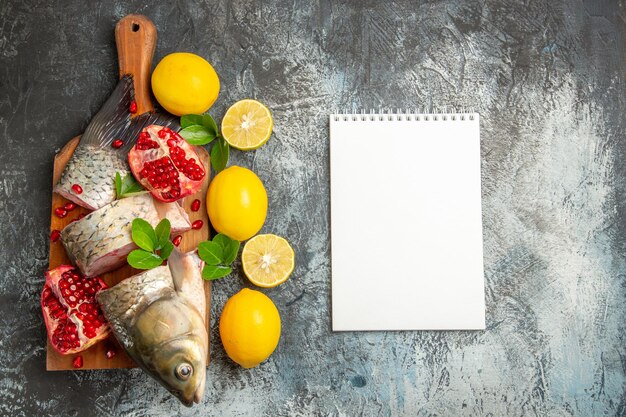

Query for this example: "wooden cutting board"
[46,138,211,371]
[45,14,211,370]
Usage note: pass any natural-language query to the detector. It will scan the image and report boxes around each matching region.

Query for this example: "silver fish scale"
[55,146,128,210]
[61,194,160,275]
[97,266,173,349]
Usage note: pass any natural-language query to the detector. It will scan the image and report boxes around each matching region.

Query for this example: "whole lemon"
[207,166,267,241]
[219,288,281,368]
[151,52,219,116]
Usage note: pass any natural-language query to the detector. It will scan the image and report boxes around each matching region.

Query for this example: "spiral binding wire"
[330,108,477,122]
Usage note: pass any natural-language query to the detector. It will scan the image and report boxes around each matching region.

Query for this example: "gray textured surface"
[1,0,625,415]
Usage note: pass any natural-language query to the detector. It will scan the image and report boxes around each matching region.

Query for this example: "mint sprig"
[179,125,216,146]
[115,172,147,199]
[211,136,229,172]
[179,113,229,173]
[197,233,240,280]
[127,218,174,269]
[179,114,219,145]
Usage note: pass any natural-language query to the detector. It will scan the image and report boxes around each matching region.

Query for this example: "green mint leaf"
[127,249,163,269]
[201,265,232,280]
[116,172,146,199]
[154,219,171,249]
[222,239,240,265]
[159,241,175,260]
[213,234,240,264]
[211,136,229,172]
[212,233,231,250]
[131,218,157,252]
[212,234,239,264]
[179,125,216,146]
[121,173,146,195]
[115,172,123,198]
[198,241,223,265]
[201,114,219,137]
[181,114,204,128]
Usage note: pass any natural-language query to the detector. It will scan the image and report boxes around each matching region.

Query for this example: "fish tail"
[118,112,181,152]
[79,75,134,149]
[78,74,181,152]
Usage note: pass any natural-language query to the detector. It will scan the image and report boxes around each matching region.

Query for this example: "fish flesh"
[168,248,206,321]
[54,75,179,210]
[96,266,208,406]
[61,193,190,277]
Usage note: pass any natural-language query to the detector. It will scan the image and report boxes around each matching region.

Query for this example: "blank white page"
[330,113,485,331]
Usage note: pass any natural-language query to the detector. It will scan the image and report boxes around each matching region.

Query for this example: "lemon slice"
[242,234,295,288]
[221,99,273,150]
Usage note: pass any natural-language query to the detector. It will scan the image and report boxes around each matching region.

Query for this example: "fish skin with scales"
[60,193,190,277]
[54,76,134,210]
[55,147,130,210]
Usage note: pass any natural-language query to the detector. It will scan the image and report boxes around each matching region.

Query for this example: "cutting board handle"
[115,14,156,116]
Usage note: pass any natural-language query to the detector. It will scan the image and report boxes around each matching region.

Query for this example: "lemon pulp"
[221,99,273,150]
[242,234,295,288]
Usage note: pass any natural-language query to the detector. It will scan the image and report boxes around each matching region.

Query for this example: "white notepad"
[330,112,485,331]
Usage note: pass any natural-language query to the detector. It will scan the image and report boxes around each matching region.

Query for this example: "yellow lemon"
[151,52,220,116]
[242,234,295,288]
[221,99,273,150]
[219,288,281,368]
[206,166,267,241]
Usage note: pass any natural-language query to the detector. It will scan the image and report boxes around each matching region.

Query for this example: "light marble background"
[0,0,624,415]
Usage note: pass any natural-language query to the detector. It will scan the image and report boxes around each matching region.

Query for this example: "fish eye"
[175,363,193,380]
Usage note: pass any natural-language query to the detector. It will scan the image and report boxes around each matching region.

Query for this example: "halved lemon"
[242,234,295,288]
[221,99,273,150]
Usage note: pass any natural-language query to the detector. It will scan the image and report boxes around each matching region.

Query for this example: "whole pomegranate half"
[128,125,206,202]
[41,265,110,355]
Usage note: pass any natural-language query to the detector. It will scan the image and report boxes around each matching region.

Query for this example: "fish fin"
[79,75,134,148]
[113,111,181,153]
[168,248,206,322]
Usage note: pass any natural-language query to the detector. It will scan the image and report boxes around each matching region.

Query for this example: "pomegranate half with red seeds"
[41,265,110,355]
[128,125,206,202]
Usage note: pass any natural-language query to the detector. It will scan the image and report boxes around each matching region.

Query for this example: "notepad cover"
[330,113,485,331]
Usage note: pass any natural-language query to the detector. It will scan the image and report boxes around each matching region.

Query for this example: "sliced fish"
[61,194,190,277]
[96,266,208,406]
[54,76,179,210]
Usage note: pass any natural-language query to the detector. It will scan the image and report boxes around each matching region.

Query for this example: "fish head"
[150,334,207,406]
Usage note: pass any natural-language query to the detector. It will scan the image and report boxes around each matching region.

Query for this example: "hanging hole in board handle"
[132,23,140,32]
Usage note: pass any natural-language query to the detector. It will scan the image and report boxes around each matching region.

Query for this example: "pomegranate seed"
[129,101,137,114]
[54,207,67,218]
[191,220,203,230]
[112,139,124,149]
[72,356,83,369]
[172,235,182,247]
[191,199,201,212]
[64,202,76,211]
[105,348,116,359]
[72,184,83,194]
[50,230,61,242]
